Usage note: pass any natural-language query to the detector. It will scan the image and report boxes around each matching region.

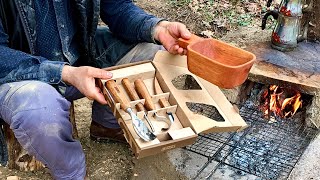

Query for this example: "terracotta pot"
[178,34,256,89]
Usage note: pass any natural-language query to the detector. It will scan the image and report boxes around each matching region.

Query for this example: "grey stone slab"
[288,133,320,180]
[206,164,262,180]
[167,148,208,179]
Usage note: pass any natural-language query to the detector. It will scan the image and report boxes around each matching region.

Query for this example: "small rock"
[202,21,211,28]
[134,173,138,177]
[118,155,127,161]
[200,30,214,38]
[7,176,20,180]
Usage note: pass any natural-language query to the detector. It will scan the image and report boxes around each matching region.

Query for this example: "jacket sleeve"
[100,0,164,43]
[0,20,67,86]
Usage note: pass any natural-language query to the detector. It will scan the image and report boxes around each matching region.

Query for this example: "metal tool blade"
[127,108,156,141]
[144,114,155,133]
[161,112,174,131]
[186,102,225,122]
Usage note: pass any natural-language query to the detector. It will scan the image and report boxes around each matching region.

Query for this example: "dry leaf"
[7,176,21,180]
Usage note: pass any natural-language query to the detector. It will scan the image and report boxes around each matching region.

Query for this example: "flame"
[281,93,302,117]
[260,85,302,118]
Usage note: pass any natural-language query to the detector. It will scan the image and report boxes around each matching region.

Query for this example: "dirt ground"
[0,0,273,179]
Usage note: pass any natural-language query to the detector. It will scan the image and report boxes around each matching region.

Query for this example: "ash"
[227,136,294,179]
[186,103,319,180]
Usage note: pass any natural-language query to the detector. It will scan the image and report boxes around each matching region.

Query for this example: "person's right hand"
[153,21,191,55]
[61,65,113,104]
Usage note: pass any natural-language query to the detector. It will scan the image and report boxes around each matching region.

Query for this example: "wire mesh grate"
[186,102,225,122]
[186,135,227,158]
[185,105,319,179]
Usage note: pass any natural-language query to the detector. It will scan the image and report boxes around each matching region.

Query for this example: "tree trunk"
[4,123,44,171]
[304,0,320,40]
[3,102,78,171]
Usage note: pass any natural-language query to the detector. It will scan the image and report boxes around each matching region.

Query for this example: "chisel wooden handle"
[121,78,145,112]
[134,79,155,111]
[159,98,170,107]
[154,78,170,107]
[105,80,131,111]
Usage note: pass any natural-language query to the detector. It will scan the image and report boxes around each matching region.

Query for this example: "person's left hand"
[153,21,191,55]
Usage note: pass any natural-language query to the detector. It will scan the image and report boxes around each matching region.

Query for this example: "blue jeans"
[0,26,162,180]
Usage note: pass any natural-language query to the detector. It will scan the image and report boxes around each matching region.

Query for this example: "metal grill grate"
[186,102,225,122]
[185,105,319,180]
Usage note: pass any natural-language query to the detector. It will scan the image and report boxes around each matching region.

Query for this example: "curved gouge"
[105,80,156,141]
[121,78,155,132]
[154,78,174,125]
[134,79,172,131]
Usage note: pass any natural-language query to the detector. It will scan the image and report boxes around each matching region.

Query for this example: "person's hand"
[153,21,191,55]
[61,65,113,104]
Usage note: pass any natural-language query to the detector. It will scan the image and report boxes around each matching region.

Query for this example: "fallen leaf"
[200,30,215,38]
[7,176,20,180]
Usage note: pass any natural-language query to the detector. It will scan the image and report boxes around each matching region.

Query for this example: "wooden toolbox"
[99,51,248,158]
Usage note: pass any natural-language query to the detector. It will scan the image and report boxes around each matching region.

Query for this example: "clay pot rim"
[188,38,257,69]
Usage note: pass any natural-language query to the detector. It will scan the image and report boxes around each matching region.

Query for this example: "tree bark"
[304,0,320,40]
[4,123,44,171]
[3,102,78,171]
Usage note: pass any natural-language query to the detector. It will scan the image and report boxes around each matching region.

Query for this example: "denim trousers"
[0,26,162,180]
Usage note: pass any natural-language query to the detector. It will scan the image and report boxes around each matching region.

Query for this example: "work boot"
[90,121,127,143]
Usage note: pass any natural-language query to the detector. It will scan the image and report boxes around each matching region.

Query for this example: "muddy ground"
[0,0,273,179]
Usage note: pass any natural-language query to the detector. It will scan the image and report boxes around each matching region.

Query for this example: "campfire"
[260,85,303,118]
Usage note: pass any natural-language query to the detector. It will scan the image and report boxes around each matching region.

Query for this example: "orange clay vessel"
[178,34,256,89]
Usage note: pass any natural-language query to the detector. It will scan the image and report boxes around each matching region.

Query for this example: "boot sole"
[89,134,127,144]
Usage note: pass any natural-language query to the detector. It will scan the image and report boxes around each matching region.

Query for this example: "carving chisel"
[105,80,156,141]
[134,79,172,131]
[121,78,155,132]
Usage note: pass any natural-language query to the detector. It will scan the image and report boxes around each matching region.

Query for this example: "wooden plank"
[246,41,320,93]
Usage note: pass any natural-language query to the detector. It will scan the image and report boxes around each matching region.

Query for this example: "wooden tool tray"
[99,51,247,158]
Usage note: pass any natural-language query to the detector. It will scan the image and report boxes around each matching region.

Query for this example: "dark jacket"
[0,0,99,61]
[0,0,160,86]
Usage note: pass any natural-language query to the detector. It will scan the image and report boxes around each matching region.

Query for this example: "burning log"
[259,85,303,119]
